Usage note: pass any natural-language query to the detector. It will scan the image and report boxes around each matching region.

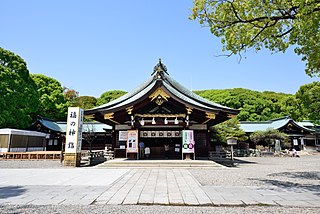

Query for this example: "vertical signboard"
[64,107,83,166]
[275,139,281,152]
[65,107,84,153]
[182,130,195,154]
[119,131,128,141]
[119,131,128,149]
[126,130,138,153]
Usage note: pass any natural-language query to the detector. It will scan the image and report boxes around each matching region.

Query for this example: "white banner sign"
[127,130,138,153]
[65,107,84,153]
[119,131,128,141]
[182,130,195,154]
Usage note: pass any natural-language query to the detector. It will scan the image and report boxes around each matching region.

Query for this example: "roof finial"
[152,58,169,76]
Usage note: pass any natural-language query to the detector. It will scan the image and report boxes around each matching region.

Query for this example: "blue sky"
[1,0,318,97]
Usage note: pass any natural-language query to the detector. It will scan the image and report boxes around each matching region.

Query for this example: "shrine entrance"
[139,130,182,159]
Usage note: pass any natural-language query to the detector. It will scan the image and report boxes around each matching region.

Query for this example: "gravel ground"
[1,154,319,213]
[189,154,320,188]
[0,205,319,214]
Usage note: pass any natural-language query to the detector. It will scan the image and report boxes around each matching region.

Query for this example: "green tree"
[278,95,305,121]
[0,47,39,128]
[295,81,320,122]
[96,90,127,106]
[63,88,79,107]
[31,74,68,121]
[211,118,248,144]
[194,88,300,121]
[190,0,320,76]
[250,129,289,150]
[73,96,97,110]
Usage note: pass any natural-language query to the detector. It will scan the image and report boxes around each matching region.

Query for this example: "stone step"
[96,159,224,168]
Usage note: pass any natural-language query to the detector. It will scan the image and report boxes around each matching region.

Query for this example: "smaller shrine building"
[240,116,319,150]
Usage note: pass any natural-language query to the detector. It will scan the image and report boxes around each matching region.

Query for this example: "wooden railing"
[0,151,62,160]
[0,150,114,162]
[81,150,114,161]
[208,150,231,160]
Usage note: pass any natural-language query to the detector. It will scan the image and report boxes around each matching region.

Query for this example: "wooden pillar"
[206,130,211,153]
[111,131,115,150]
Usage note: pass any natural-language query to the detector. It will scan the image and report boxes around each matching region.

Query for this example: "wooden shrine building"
[85,60,239,158]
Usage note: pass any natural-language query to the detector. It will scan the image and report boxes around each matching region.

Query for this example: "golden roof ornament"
[151,58,169,78]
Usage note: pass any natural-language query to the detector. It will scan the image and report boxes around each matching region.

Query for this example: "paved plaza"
[0,168,319,207]
[0,154,319,213]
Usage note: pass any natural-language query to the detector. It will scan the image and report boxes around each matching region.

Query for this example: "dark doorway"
[139,137,182,159]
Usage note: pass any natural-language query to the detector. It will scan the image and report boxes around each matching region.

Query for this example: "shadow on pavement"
[0,186,26,199]
[268,171,320,180]
[251,171,320,195]
[253,179,320,195]
[212,158,257,167]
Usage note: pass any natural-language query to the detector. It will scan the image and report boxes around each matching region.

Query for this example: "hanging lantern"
[140,118,145,126]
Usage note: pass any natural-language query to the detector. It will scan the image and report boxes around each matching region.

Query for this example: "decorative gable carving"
[149,88,170,105]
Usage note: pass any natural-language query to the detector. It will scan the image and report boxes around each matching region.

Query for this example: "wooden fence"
[0,151,62,160]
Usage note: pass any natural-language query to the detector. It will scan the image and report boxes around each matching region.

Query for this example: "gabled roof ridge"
[163,73,238,112]
[162,81,221,112]
[240,116,315,133]
[85,60,239,115]
[240,116,292,124]
[98,81,157,113]
[37,118,64,133]
[290,119,315,132]
[37,115,58,122]
[239,121,272,124]
[268,116,292,122]
[240,116,292,126]
[87,75,155,112]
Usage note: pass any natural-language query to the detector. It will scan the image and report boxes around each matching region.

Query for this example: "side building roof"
[30,117,112,134]
[56,122,112,133]
[298,120,320,133]
[239,116,314,133]
[0,129,48,137]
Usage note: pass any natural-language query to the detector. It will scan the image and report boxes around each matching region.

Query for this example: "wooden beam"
[126,106,134,115]
[135,113,186,118]
[202,112,216,124]
[104,113,120,125]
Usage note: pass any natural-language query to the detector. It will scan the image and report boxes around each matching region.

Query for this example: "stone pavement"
[0,168,319,207]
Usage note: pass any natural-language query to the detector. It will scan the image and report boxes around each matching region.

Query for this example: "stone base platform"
[96,158,224,168]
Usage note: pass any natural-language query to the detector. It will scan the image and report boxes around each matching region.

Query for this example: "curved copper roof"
[86,60,239,116]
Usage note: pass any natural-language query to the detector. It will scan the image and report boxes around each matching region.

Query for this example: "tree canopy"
[96,90,127,106]
[190,0,320,76]
[211,118,248,144]
[31,74,68,121]
[72,96,97,110]
[250,129,289,148]
[63,88,79,107]
[194,88,303,121]
[0,47,40,128]
[295,81,320,122]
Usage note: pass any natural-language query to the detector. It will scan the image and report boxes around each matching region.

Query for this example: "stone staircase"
[96,158,224,168]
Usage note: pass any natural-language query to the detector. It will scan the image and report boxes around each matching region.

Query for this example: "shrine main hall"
[85,60,239,159]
